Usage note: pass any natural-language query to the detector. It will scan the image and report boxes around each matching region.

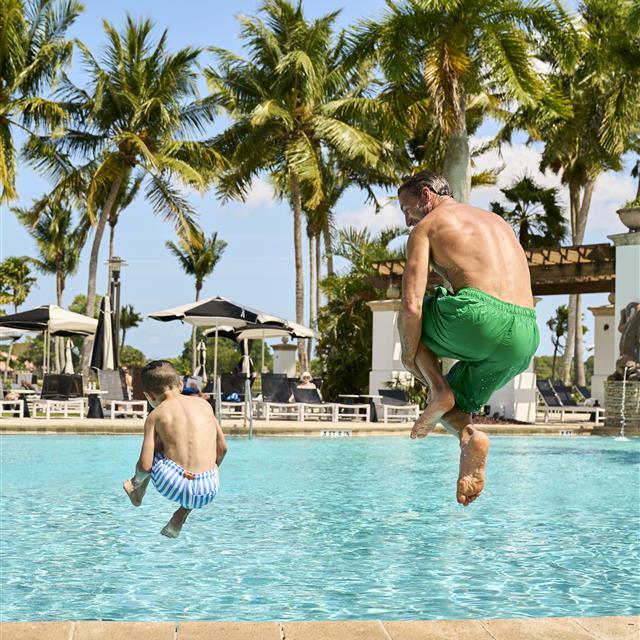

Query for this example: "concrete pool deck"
[0,417,599,436]
[1,616,638,639]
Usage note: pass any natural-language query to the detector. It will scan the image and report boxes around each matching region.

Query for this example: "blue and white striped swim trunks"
[151,453,220,509]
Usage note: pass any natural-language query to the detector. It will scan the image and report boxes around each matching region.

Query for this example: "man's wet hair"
[398,170,453,198]
[141,360,180,396]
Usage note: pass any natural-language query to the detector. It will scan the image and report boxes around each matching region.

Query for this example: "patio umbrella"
[63,339,74,374]
[90,296,118,371]
[149,297,288,424]
[0,305,97,373]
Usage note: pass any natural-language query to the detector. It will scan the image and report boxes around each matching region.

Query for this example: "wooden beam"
[533,279,615,295]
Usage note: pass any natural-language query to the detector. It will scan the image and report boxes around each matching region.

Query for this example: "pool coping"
[0,417,598,436]
[1,616,638,639]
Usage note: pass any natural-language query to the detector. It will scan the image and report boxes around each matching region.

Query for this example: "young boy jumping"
[123,360,228,538]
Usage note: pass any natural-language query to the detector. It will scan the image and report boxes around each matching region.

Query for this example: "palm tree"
[23,16,227,372]
[206,0,396,368]
[13,196,88,370]
[166,228,227,371]
[547,305,569,381]
[349,0,575,202]
[0,256,36,312]
[490,175,567,248]
[119,304,142,354]
[502,0,640,386]
[0,0,81,202]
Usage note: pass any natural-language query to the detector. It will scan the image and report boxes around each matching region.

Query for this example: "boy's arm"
[214,417,228,467]
[398,224,430,381]
[137,414,157,473]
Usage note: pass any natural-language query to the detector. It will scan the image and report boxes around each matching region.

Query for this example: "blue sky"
[1,0,636,361]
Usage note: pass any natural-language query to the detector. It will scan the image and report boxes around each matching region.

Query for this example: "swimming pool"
[1,435,638,621]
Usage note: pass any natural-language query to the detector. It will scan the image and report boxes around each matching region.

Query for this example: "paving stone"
[74,621,175,640]
[384,619,494,639]
[0,622,73,640]
[178,621,281,640]
[574,616,640,640]
[483,617,597,640]
[281,620,389,640]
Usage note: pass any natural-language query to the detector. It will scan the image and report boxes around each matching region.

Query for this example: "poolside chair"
[98,369,148,421]
[374,388,420,423]
[32,374,86,419]
[537,379,603,424]
[292,387,370,422]
[575,384,592,401]
[256,373,301,421]
[0,379,25,418]
[219,373,255,419]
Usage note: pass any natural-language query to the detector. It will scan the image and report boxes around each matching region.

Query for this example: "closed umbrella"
[195,340,208,384]
[91,296,117,371]
[63,339,74,374]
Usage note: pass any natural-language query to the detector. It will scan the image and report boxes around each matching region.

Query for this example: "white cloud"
[244,178,278,209]
[469,137,635,238]
[335,198,405,233]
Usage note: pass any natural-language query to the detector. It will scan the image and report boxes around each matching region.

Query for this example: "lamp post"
[107,256,127,367]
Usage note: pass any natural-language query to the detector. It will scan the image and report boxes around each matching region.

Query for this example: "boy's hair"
[141,360,180,396]
[398,170,453,198]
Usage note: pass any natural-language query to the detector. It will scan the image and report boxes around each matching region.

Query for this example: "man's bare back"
[417,201,534,309]
[151,395,218,473]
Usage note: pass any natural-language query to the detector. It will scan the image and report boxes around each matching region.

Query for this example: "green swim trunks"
[421,286,540,414]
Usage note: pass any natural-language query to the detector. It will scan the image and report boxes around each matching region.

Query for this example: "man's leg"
[442,406,490,506]
[161,507,191,538]
[410,342,456,438]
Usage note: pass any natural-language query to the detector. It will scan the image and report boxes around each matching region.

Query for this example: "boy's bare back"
[150,395,219,473]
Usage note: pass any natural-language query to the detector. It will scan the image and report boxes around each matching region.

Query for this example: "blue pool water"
[1,435,638,622]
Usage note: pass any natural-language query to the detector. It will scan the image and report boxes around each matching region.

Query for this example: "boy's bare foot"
[123,479,143,507]
[456,425,490,506]
[410,387,456,438]
[161,507,191,538]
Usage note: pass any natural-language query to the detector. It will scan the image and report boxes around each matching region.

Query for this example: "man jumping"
[397,171,539,506]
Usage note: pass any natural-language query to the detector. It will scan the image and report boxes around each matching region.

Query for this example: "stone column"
[366,299,412,394]
[272,342,297,377]
[608,231,640,356]
[588,302,616,404]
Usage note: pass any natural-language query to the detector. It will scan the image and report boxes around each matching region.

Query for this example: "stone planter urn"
[617,205,640,231]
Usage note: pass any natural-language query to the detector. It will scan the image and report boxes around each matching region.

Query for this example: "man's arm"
[398,224,430,382]
[214,418,228,467]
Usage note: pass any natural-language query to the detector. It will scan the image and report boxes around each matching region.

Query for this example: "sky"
[1,0,636,361]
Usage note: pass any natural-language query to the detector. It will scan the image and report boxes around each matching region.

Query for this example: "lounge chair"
[374,388,420,423]
[98,369,148,421]
[32,374,86,419]
[256,373,301,421]
[0,379,25,418]
[537,379,603,423]
[292,387,370,422]
[219,373,255,419]
[575,384,591,401]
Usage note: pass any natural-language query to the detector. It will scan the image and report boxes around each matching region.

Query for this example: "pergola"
[371,242,616,296]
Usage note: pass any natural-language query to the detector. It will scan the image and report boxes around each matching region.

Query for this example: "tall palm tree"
[490,175,567,248]
[119,304,142,354]
[0,0,81,202]
[166,228,227,371]
[206,0,398,368]
[23,16,227,372]
[502,0,640,385]
[349,0,575,202]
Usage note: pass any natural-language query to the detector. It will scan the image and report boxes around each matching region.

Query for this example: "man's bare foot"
[456,425,490,506]
[410,387,456,439]
[123,479,143,507]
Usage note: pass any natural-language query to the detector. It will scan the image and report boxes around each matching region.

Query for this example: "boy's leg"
[410,342,456,438]
[161,507,191,539]
[123,464,151,507]
[442,406,490,507]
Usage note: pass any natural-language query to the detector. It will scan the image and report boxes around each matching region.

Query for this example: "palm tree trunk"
[121,328,127,354]
[192,284,201,373]
[290,170,307,372]
[108,220,116,263]
[551,343,558,380]
[323,226,334,276]
[574,294,586,386]
[315,233,321,319]
[308,231,316,363]
[442,96,470,203]
[55,272,64,372]
[79,176,124,374]
[562,293,577,384]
